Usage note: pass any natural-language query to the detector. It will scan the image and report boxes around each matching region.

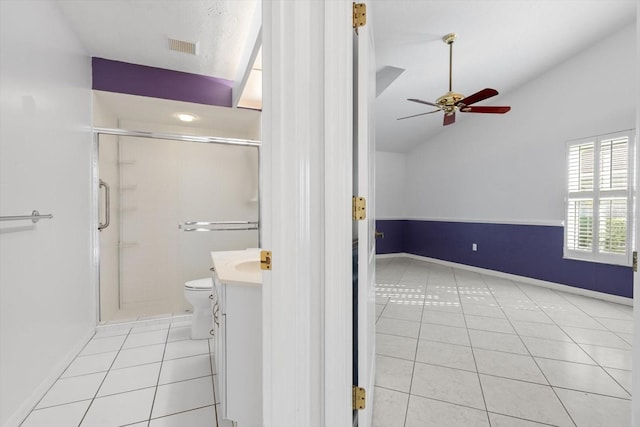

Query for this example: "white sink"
[233,260,260,273]
[211,249,263,286]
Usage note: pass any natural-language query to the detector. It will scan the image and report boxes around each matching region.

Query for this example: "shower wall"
[120,136,258,319]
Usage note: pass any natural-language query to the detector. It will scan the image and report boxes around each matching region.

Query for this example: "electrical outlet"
[472,243,477,251]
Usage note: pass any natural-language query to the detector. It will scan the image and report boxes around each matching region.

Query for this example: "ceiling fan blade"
[397,110,440,120]
[460,106,511,114]
[408,98,439,108]
[456,88,498,107]
[443,112,456,126]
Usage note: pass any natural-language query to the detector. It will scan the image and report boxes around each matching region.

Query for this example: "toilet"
[184,278,214,339]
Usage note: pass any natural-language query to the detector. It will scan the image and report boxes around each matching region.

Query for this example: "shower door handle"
[98,179,110,231]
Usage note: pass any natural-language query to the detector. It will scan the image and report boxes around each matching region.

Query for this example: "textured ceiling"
[57,0,259,81]
[373,0,637,152]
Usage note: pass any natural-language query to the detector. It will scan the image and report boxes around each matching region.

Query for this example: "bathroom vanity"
[210,249,262,427]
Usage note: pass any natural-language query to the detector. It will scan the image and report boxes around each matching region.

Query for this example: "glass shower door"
[98,132,259,323]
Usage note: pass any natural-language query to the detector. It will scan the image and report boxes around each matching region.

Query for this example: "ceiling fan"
[398,33,511,126]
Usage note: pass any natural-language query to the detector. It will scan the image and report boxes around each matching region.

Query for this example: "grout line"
[404,392,489,417]
[486,411,560,427]
[208,339,220,427]
[145,325,172,422]
[549,385,632,401]
[378,258,633,427]
[428,357,629,400]
[77,328,133,426]
[452,268,492,427]
[147,404,215,423]
[600,366,633,396]
[482,275,579,427]
[383,259,418,427]
[89,385,157,402]
[21,318,204,427]
[27,374,221,415]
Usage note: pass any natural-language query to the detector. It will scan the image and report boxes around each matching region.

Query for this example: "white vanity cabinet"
[211,250,262,427]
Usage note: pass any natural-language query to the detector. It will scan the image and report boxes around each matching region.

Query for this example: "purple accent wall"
[92,57,233,107]
[376,219,633,298]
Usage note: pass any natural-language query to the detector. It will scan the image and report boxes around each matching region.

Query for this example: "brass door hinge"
[353,2,366,32]
[633,251,638,273]
[352,386,366,410]
[352,196,366,221]
[260,250,272,270]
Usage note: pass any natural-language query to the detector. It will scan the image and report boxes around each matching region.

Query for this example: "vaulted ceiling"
[373,1,636,152]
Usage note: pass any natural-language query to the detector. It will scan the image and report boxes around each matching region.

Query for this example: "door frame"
[632,12,639,420]
[261,1,356,426]
[355,6,376,426]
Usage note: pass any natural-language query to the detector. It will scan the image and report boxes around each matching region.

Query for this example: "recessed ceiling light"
[175,113,197,122]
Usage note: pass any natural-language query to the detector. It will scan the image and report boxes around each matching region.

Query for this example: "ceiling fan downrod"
[443,33,457,93]
[398,31,510,125]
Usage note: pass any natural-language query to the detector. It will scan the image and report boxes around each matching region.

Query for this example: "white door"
[355,5,376,426]
[633,109,639,426]
[261,1,367,425]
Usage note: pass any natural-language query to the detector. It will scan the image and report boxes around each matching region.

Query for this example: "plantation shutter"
[564,131,634,266]
[598,136,628,255]
[566,141,595,252]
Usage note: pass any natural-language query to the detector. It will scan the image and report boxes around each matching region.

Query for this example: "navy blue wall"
[375,220,406,254]
[376,219,633,298]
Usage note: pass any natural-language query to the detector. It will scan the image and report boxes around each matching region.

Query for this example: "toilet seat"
[185,278,213,291]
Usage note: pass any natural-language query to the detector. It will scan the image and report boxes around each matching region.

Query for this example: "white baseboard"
[377,252,633,306]
[4,328,95,427]
[376,253,403,260]
[96,313,192,331]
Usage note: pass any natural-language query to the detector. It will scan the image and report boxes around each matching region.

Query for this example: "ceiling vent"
[168,38,198,55]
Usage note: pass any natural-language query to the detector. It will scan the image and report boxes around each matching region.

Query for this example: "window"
[564,130,635,266]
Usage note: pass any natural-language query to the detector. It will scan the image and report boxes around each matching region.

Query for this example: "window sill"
[562,253,632,268]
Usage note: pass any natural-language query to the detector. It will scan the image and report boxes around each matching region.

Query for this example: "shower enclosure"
[96,129,260,322]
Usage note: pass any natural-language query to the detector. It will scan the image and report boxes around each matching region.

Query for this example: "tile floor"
[20,319,228,427]
[19,256,634,426]
[373,257,633,427]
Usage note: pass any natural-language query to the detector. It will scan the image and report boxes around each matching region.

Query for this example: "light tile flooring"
[19,257,634,426]
[373,257,633,427]
[20,320,228,427]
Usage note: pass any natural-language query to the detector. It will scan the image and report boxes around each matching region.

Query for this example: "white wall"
[375,151,406,219]
[0,1,93,425]
[404,24,637,224]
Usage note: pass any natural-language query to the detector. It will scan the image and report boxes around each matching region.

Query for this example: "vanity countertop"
[210,248,262,286]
